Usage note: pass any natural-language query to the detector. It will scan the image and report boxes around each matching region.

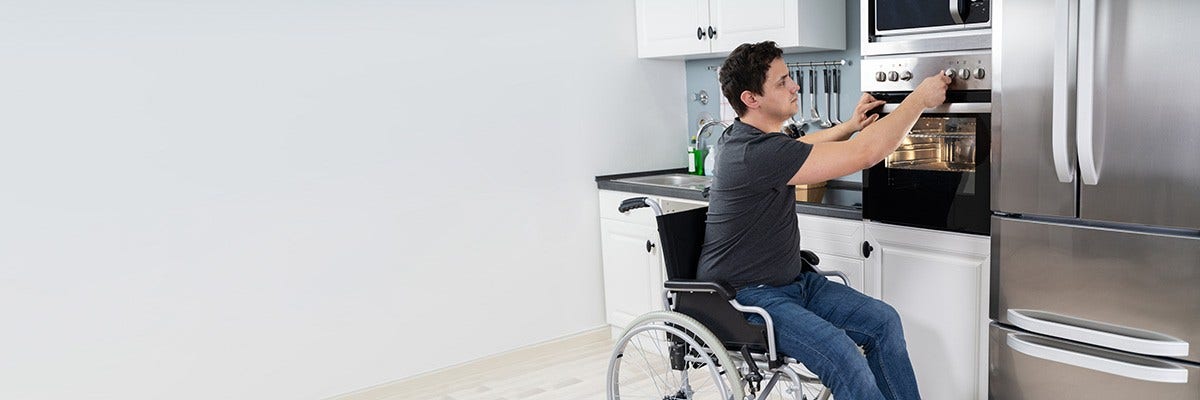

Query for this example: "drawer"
[598,190,706,227]
[991,323,1200,399]
[796,213,864,259]
[994,217,1200,362]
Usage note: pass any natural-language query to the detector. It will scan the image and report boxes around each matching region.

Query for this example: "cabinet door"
[635,0,711,58]
[810,251,865,293]
[600,219,663,331]
[709,0,797,53]
[866,223,989,400]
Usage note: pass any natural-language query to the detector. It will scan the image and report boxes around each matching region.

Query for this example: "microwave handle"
[950,0,965,24]
[1051,0,1077,183]
[1077,0,1101,185]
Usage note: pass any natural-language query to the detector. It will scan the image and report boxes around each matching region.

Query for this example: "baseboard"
[328,325,611,400]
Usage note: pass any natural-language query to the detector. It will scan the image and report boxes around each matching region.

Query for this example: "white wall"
[0,1,684,399]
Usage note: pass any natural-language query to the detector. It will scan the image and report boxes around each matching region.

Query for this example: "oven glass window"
[885,116,977,172]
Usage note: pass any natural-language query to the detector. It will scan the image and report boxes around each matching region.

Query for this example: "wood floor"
[336,328,614,400]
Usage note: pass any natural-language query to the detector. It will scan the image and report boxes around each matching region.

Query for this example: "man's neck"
[738,113,785,134]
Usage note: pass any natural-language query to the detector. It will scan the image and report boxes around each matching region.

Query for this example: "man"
[696,41,949,400]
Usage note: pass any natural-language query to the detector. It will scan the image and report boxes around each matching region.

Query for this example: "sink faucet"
[695,120,728,149]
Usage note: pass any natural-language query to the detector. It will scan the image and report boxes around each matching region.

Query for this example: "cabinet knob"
[697,26,706,40]
[708,26,717,39]
[862,241,874,258]
[646,240,656,253]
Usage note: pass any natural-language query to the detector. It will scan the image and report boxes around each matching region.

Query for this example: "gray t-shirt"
[696,119,813,289]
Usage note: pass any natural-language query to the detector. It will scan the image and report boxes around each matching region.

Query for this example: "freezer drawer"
[991,323,1200,399]
[992,216,1200,363]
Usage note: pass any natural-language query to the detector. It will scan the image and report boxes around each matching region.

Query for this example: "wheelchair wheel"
[607,311,743,400]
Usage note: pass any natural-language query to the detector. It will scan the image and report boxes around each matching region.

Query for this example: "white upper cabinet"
[635,0,846,59]
[635,0,711,58]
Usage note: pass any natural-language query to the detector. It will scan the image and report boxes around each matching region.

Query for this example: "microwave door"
[1074,0,1200,230]
[992,0,1076,218]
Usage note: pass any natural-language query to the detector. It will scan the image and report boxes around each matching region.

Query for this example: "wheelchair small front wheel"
[606,311,744,400]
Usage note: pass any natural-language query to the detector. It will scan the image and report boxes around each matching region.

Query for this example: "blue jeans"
[736,272,921,400]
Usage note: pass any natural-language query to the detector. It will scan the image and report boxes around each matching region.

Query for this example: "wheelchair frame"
[607,197,847,400]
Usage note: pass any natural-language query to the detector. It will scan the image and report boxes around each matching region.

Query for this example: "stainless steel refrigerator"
[990,0,1200,398]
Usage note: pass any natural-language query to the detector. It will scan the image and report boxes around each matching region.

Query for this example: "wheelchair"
[606,197,849,400]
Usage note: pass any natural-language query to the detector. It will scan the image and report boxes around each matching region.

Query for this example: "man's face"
[753,58,800,121]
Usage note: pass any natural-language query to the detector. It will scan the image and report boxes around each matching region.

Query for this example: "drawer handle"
[1007,333,1188,383]
[1008,309,1189,357]
[646,240,655,253]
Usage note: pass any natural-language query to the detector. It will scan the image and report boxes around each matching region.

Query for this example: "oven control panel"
[862,51,991,92]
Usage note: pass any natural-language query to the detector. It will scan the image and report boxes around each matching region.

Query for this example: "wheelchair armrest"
[664,279,738,300]
[800,250,820,266]
[817,270,850,286]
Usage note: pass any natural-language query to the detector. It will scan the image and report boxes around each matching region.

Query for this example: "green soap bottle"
[687,146,697,174]
[693,146,706,176]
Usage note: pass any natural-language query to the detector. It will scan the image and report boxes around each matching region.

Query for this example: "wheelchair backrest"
[655,207,708,280]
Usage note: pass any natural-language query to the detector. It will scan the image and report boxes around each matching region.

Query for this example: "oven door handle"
[1052,0,1078,183]
[880,103,990,114]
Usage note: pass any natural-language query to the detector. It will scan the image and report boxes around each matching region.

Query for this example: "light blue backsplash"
[685,1,863,181]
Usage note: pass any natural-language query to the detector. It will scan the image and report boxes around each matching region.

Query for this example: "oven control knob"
[888,71,899,81]
[875,71,887,82]
[944,68,957,79]
[974,68,986,79]
[959,68,972,80]
[900,71,913,81]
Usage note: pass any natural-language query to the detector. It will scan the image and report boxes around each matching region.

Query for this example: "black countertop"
[595,168,863,220]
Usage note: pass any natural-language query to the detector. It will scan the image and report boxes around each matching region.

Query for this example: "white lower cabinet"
[599,219,661,333]
[598,190,705,337]
[864,222,990,400]
[597,190,990,399]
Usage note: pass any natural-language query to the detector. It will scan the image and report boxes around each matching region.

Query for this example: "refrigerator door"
[992,216,1200,362]
[991,324,1200,399]
[1076,0,1200,230]
[992,0,1076,218]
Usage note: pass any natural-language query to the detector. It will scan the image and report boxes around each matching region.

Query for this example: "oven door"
[864,102,990,235]
[874,0,991,36]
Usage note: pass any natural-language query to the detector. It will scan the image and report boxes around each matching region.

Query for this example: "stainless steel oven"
[861,50,991,235]
[863,0,992,56]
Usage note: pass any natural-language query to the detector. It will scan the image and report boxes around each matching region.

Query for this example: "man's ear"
[740,90,758,110]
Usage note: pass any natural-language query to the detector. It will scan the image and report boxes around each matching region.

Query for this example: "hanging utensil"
[820,67,834,128]
[832,66,843,125]
[808,68,821,123]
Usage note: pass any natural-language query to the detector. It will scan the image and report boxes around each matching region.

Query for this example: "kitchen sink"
[613,173,711,191]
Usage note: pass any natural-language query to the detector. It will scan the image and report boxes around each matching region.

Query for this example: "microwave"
[862,0,992,56]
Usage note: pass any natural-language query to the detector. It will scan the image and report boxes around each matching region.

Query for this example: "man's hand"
[910,74,951,108]
[841,93,886,132]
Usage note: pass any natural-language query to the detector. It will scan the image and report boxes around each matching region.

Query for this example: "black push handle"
[862,241,874,258]
[697,26,706,40]
[619,197,650,213]
[646,240,655,253]
[707,26,716,39]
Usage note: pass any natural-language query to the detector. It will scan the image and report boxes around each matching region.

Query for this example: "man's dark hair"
[719,41,783,117]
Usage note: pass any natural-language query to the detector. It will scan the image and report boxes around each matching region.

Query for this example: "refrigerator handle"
[1077,0,1102,185]
[1007,334,1189,384]
[1007,309,1190,357]
[1051,0,1077,183]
